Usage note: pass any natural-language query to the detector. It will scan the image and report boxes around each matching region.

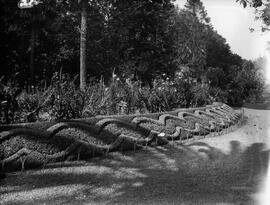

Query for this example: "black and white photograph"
[0,0,270,204]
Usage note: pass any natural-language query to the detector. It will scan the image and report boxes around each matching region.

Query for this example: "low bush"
[0,64,265,124]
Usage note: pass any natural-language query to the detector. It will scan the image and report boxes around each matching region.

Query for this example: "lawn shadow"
[0,140,269,205]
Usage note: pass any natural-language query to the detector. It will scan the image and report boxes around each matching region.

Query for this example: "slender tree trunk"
[80,0,87,91]
[30,26,36,86]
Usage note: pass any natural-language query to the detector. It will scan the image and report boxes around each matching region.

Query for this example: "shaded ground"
[0,108,269,205]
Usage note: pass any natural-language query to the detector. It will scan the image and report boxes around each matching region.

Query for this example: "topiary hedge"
[0,102,244,172]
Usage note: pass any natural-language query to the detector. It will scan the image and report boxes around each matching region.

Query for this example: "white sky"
[174,0,270,60]
[174,0,270,83]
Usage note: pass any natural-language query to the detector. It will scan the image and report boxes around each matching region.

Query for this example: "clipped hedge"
[0,103,243,172]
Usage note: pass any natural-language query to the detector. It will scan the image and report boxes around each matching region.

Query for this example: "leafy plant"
[49,72,84,120]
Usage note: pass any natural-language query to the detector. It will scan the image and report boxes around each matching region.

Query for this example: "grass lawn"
[0,108,269,205]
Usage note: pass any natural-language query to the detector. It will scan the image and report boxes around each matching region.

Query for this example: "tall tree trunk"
[30,26,36,86]
[80,0,87,91]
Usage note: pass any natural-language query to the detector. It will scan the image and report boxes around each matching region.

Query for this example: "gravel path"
[0,108,269,205]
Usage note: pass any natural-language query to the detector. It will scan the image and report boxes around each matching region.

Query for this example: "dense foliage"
[0,0,265,124]
[238,0,270,31]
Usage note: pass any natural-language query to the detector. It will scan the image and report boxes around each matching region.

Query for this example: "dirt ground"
[0,108,269,205]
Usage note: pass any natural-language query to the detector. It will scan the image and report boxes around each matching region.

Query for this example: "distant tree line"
[0,0,266,122]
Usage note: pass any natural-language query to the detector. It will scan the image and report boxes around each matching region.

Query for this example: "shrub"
[49,73,85,120]
[82,80,110,117]
[209,87,228,104]
[0,61,265,124]
[190,83,213,107]
[0,77,21,124]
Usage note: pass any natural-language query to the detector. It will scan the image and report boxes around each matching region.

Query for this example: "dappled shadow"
[240,143,269,186]
[1,139,269,205]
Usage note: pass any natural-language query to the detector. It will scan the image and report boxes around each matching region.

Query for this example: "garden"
[0,0,269,204]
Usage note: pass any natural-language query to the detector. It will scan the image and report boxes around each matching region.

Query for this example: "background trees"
[0,0,266,123]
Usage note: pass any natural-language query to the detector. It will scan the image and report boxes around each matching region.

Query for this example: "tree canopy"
[237,0,270,31]
[0,0,265,109]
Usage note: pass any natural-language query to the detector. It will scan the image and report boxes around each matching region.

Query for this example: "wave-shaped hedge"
[0,103,244,172]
